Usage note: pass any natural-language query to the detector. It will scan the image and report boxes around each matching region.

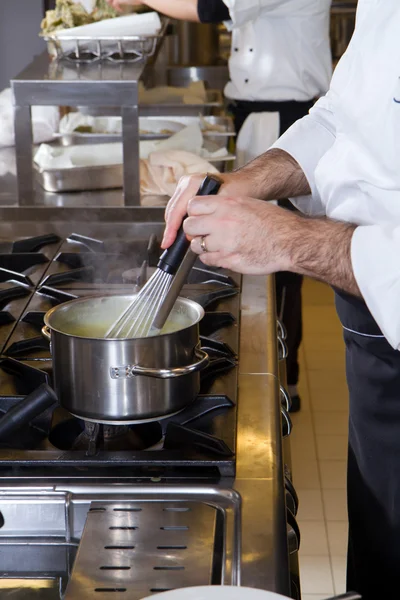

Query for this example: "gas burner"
[49,419,162,455]
[0,230,241,477]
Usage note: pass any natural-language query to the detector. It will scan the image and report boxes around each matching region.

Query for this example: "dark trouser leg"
[336,292,400,598]
[275,271,303,386]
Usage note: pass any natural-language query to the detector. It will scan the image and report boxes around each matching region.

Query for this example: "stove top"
[0,233,241,478]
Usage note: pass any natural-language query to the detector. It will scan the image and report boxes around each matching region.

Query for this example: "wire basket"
[44,18,168,63]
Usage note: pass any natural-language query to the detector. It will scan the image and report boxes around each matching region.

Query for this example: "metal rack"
[44,19,168,63]
[11,23,168,207]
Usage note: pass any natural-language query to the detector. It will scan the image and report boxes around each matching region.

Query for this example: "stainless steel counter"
[0,209,290,597]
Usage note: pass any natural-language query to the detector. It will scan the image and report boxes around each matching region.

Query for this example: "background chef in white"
[108,0,333,413]
[161,0,400,597]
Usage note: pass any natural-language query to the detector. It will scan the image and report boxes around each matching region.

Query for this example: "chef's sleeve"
[197,0,230,22]
[271,92,337,215]
[351,226,400,350]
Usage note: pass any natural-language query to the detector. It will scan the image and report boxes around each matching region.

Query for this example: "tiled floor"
[292,278,349,599]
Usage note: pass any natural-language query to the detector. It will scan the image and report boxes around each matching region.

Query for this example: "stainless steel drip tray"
[66,501,223,598]
[0,486,240,599]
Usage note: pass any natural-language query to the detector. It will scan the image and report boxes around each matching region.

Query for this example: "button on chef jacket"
[197,0,332,102]
[273,0,400,349]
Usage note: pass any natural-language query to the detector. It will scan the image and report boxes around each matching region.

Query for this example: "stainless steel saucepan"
[42,294,209,424]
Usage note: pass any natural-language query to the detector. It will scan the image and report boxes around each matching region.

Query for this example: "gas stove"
[0,232,241,479]
[0,214,290,600]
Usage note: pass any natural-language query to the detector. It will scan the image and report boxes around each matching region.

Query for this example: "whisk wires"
[105,269,172,339]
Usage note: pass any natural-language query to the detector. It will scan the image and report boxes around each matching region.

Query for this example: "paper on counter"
[53,11,161,38]
[34,124,228,173]
[34,142,123,169]
[35,122,226,169]
[139,123,204,159]
[52,11,162,55]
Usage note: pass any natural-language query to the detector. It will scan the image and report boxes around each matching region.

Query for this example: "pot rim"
[43,293,205,341]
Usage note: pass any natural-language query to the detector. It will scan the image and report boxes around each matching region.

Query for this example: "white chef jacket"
[273,0,400,349]
[222,0,332,102]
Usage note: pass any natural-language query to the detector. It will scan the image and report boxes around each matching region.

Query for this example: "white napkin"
[235,111,280,168]
[0,88,60,149]
[140,150,219,197]
[35,124,227,170]
[140,124,204,159]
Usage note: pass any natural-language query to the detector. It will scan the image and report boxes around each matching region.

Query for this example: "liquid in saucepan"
[49,296,194,339]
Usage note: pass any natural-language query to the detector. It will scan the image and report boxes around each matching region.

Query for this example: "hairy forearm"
[286,214,361,296]
[142,0,199,20]
[230,148,311,201]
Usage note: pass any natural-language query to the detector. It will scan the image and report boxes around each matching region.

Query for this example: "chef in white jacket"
[161,0,400,596]
[108,0,333,412]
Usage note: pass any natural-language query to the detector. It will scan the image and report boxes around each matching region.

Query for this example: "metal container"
[167,66,230,93]
[44,17,169,63]
[42,294,209,424]
[55,115,235,145]
[175,22,220,66]
[34,153,235,193]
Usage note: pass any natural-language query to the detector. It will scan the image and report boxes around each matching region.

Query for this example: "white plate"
[141,586,291,600]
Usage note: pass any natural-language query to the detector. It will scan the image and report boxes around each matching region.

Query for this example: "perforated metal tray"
[65,501,231,598]
[44,18,168,63]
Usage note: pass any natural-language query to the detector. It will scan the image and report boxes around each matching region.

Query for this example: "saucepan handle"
[110,347,209,380]
[42,325,51,341]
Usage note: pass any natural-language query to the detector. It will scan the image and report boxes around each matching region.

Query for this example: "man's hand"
[184,195,296,274]
[161,172,251,249]
[183,193,361,297]
[161,148,311,249]
[107,0,199,19]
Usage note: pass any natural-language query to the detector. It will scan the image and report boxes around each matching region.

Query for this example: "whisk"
[105,174,222,339]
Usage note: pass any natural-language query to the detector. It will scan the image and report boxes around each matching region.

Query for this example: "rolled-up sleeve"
[197,0,230,23]
[351,226,400,350]
[222,0,262,27]
[272,92,337,215]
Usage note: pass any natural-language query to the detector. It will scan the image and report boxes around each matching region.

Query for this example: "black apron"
[335,290,400,599]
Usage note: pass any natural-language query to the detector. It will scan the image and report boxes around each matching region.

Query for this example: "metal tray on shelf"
[55,115,235,146]
[34,153,235,194]
[78,90,224,117]
[44,18,169,63]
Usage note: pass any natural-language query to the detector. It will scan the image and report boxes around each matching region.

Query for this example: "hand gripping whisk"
[105,174,221,339]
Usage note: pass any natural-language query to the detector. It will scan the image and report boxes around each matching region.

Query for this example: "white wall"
[0,0,45,90]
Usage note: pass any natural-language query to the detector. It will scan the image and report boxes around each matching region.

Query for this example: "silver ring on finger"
[200,235,208,253]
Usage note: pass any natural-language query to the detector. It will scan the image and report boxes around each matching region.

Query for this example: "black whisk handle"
[197,174,223,196]
[157,174,222,275]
